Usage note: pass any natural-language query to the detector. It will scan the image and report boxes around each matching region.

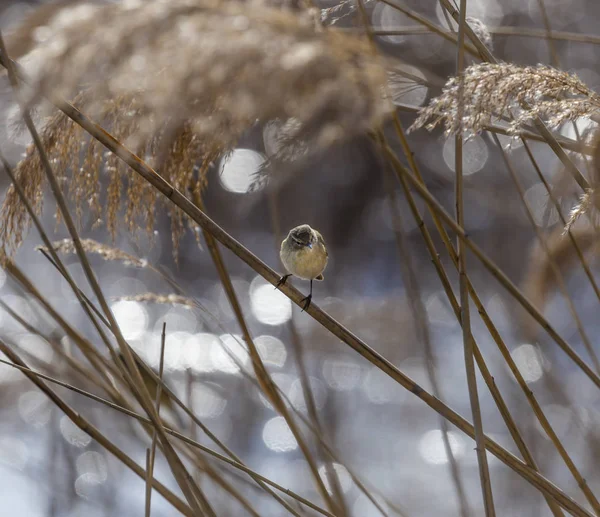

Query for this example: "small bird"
[277,224,328,311]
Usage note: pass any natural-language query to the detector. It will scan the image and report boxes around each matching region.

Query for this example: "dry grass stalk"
[564,188,600,232]
[113,293,196,308]
[320,0,374,26]
[37,237,147,267]
[0,0,389,256]
[563,129,600,231]
[411,63,600,136]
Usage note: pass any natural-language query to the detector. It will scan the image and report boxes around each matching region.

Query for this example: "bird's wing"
[315,230,328,257]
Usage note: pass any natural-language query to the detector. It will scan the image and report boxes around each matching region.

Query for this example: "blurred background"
[1,0,600,516]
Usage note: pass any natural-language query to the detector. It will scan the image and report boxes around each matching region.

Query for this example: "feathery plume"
[37,238,147,268]
[1,0,389,255]
[321,0,375,26]
[24,0,389,151]
[560,128,600,233]
[410,63,600,136]
[112,293,196,308]
[564,189,598,233]
[466,17,493,52]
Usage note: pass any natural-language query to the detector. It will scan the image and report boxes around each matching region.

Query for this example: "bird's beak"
[307,242,313,249]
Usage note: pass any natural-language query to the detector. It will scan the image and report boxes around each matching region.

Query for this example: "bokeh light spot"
[18,334,54,365]
[250,276,292,325]
[76,451,108,483]
[111,300,148,340]
[60,416,92,447]
[192,383,227,418]
[418,429,465,465]
[318,463,353,494]
[255,335,287,367]
[443,134,489,175]
[289,376,327,412]
[185,333,218,373]
[219,148,265,193]
[524,183,559,227]
[18,391,52,428]
[511,344,544,383]
[322,357,362,391]
[211,334,249,374]
[262,416,298,452]
[0,437,28,470]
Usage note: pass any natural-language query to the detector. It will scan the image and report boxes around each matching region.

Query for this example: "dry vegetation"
[1,0,600,516]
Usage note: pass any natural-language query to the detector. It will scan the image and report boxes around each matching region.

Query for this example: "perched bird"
[277,224,328,311]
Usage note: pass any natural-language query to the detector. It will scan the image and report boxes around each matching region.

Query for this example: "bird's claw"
[275,274,292,289]
[300,294,312,312]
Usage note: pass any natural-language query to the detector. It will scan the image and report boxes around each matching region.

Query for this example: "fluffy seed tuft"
[410,63,600,136]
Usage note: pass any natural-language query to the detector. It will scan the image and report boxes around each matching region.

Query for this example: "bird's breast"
[281,245,328,280]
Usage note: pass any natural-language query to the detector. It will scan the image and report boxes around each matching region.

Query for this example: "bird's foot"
[300,294,312,312]
[275,274,292,289]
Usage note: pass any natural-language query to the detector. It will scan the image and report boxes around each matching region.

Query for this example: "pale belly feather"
[281,244,328,280]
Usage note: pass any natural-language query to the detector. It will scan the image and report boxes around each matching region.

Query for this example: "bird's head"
[289,224,313,248]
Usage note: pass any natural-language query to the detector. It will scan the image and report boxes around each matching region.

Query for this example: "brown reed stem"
[455,3,496,515]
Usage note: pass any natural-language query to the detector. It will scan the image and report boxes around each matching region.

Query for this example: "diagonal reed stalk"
[145,322,167,517]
